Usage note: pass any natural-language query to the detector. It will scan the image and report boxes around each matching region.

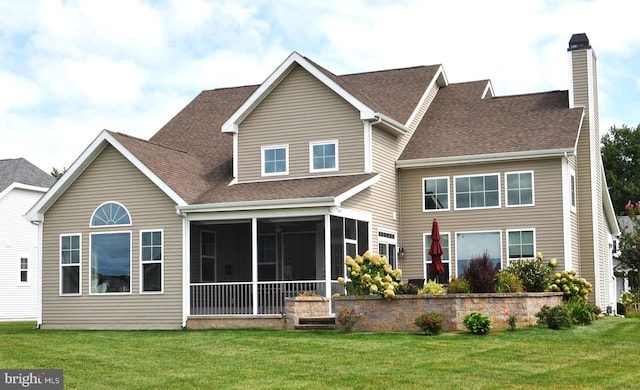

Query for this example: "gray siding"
[399,158,566,281]
[238,65,364,182]
[41,145,184,329]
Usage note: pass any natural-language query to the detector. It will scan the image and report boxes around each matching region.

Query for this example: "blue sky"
[1,0,639,173]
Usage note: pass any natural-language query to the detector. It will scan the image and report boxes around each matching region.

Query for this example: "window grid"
[423,177,449,211]
[506,171,534,206]
[507,230,535,262]
[454,174,500,209]
[262,145,288,175]
[20,257,28,283]
[310,141,338,172]
[141,230,163,293]
[60,234,81,295]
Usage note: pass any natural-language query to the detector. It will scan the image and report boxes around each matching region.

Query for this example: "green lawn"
[1,317,638,389]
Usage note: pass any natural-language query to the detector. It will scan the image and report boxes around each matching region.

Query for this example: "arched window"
[90,202,131,227]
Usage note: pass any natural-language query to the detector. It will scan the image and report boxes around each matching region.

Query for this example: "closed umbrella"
[429,219,445,275]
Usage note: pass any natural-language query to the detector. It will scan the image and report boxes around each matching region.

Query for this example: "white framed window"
[423,177,449,211]
[570,168,577,213]
[507,229,536,263]
[140,230,163,293]
[19,257,28,284]
[455,231,502,277]
[90,231,131,294]
[60,234,81,295]
[424,232,450,284]
[378,229,397,269]
[454,174,500,209]
[310,141,338,172]
[90,201,131,227]
[506,171,534,207]
[261,145,289,176]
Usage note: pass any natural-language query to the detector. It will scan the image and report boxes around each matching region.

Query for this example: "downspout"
[30,219,42,329]
[176,207,189,329]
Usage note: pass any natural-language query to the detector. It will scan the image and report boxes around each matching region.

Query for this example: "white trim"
[364,121,372,173]
[232,133,239,179]
[261,144,289,177]
[561,157,573,270]
[453,173,501,210]
[139,229,164,294]
[309,140,339,173]
[89,231,132,295]
[396,148,576,169]
[323,214,331,298]
[251,218,258,315]
[37,222,43,326]
[405,66,448,127]
[481,81,495,99]
[181,216,190,327]
[335,174,380,205]
[422,176,450,212]
[505,228,537,264]
[59,233,82,296]
[0,182,48,200]
[222,52,376,133]
[26,130,188,223]
[504,170,535,208]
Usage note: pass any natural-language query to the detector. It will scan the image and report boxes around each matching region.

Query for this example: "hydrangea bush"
[337,251,402,300]
[548,270,592,301]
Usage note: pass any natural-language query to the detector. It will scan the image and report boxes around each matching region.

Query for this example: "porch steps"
[295,316,336,330]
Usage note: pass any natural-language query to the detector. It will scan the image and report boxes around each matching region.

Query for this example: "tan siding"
[41,145,184,329]
[238,65,364,181]
[399,159,566,281]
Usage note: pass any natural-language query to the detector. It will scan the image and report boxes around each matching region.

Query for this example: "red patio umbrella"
[429,219,445,275]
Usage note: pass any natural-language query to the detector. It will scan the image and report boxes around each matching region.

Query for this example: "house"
[26,33,619,329]
[0,158,55,321]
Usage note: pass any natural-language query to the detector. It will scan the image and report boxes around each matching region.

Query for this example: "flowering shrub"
[548,270,592,301]
[502,253,552,292]
[414,312,444,335]
[620,290,640,313]
[624,200,640,216]
[418,279,446,295]
[336,308,363,333]
[504,310,517,330]
[337,251,402,300]
[463,312,492,335]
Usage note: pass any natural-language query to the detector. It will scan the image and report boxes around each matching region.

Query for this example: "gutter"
[397,148,576,169]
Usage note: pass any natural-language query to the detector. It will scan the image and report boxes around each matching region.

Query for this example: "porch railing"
[190,281,340,316]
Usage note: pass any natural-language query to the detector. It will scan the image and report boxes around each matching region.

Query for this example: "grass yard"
[1,317,639,389]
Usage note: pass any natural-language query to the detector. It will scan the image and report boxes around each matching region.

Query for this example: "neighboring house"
[27,33,620,330]
[0,158,55,321]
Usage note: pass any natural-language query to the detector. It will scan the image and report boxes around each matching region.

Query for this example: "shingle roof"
[0,158,56,193]
[110,57,581,206]
[399,81,583,161]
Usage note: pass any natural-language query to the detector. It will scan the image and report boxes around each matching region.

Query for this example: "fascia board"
[177,197,337,214]
[221,52,376,133]
[396,148,576,169]
[335,174,380,205]
[405,66,448,127]
[601,162,621,236]
[0,183,48,200]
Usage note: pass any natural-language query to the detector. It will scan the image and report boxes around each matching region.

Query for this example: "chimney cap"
[568,33,591,51]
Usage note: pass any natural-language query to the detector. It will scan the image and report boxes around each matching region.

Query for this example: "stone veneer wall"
[284,297,332,330]
[333,293,564,332]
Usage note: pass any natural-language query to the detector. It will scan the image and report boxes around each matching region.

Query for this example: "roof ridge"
[337,64,441,77]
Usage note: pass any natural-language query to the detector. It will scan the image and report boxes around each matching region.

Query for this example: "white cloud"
[0,71,42,113]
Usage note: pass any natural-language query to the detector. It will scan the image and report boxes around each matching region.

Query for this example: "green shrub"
[536,305,571,329]
[419,279,446,295]
[496,271,524,293]
[462,253,497,293]
[447,277,471,293]
[414,312,444,335]
[463,312,492,335]
[548,270,592,301]
[564,298,596,325]
[503,257,550,292]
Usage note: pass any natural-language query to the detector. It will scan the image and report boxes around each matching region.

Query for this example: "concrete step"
[295,316,336,330]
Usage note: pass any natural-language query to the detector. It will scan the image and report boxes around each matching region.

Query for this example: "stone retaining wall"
[333,292,564,332]
[284,297,332,330]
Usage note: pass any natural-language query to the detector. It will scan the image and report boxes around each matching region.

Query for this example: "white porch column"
[252,217,258,315]
[324,214,332,299]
